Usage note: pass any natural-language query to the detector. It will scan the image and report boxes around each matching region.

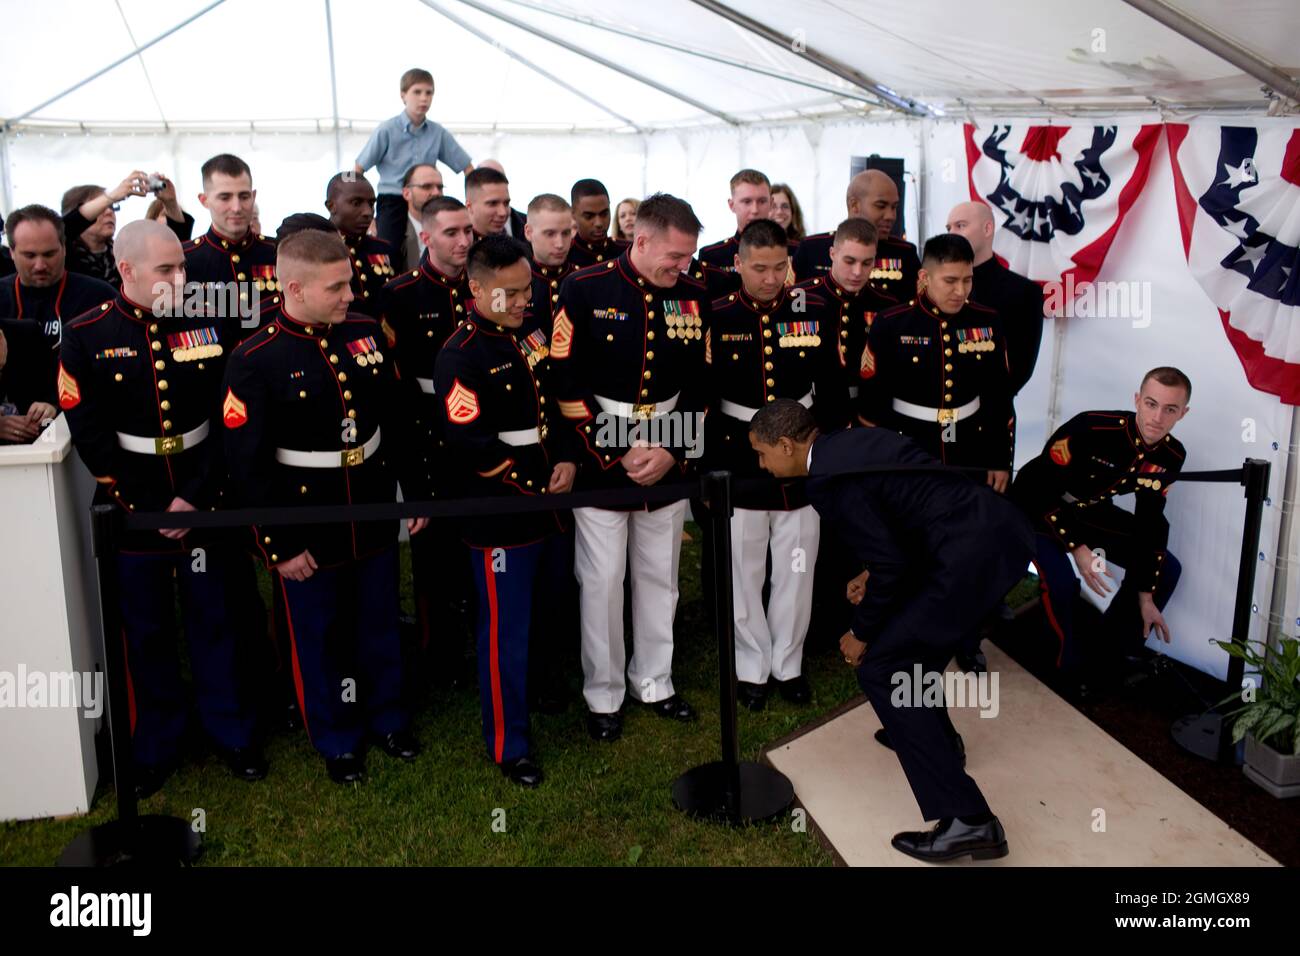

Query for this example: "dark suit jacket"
[805,427,1034,653]
[0,317,57,415]
[400,215,421,275]
[507,207,527,241]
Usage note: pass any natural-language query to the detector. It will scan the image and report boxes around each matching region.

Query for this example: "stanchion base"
[57,815,203,867]
[672,761,794,824]
[1171,713,1243,766]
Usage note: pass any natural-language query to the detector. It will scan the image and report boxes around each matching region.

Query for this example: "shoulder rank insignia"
[222,388,248,428]
[445,379,480,424]
[57,363,81,409]
[1050,438,1071,466]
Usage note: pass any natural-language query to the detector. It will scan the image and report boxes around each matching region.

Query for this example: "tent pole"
[4,0,228,129]
[444,0,740,125]
[324,0,343,170]
[1120,0,1300,106]
[915,119,929,239]
[688,0,926,117]
[1264,409,1299,656]
[0,128,13,214]
[490,0,881,108]
[414,0,642,131]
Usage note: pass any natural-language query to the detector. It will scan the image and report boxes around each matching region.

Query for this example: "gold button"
[505,384,512,391]
[149,323,159,333]
[761,315,769,322]
[644,294,652,302]
[510,472,518,479]
[765,378,774,387]
[648,311,656,319]
[263,536,272,544]
[338,373,347,382]
[525,480,533,488]
[347,409,357,418]
[427,330,434,338]
[607,334,614,342]
[646,351,655,360]
[943,335,950,342]
[329,355,339,364]
[640,389,649,398]
[945,379,953,387]
[912,356,919,363]
[237,272,246,281]
[646,331,654,341]
[151,341,161,352]
[157,380,168,390]
[299,390,307,398]
[944,393,952,401]
[945,348,952,356]
[945,364,953,371]
[162,420,172,430]
[300,486,308,494]
[643,371,652,379]
[539,396,545,404]
[343,390,353,400]
[764,346,773,355]
[762,330,771,338]
[940,321,948,329]
[764,362,773,371]
[231,254,240,264]
[732,353,739,361]
[160,400,171,410]
[155,359,165,370]
[270,554,278,562]
[114,372,123,382]
[766,395,775,402]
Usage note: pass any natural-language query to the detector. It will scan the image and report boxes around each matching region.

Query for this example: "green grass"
[2,523,877,867]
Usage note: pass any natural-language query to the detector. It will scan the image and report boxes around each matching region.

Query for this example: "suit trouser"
[574,502,687,713]
[116,546,257,769]
[857,635,990,822]
[375,195,407,268]
[278,546,405,758]
[731,506,820,683]
[1031,532,1182,673]
[410,519,474,676]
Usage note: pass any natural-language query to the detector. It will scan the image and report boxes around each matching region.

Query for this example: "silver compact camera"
[146,174,166,194]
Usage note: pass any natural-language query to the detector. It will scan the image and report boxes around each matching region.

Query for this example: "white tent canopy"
[1,0,1297,684]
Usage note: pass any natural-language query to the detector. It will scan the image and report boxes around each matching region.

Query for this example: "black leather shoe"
[737,681,767,711]
[874,728,966,768]
[955,649,988,674]
[643,694,695,721]
[891,816,1008,862]
[501,756,544,787]
[586,711,622,742]
[132,761,176,801]
[774,675,811,704]
[326,753,365,784]
[374,730,421,761]
[218,746,268,781]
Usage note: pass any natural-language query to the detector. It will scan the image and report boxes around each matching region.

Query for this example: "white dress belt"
[593,391,679,419]
[498,427,541,446]
[891,396,981,424]
[720,391,813,423]
[117,421,209,456]
[415,377,435,394]
[275,426,382,469]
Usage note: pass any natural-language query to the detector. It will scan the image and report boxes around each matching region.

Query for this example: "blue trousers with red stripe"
[1032,533,1181,673]
[116,546,257,769]
[469,540,548,764]
[279,546,405,759]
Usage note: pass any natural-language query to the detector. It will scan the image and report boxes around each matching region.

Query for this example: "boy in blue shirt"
[355,68,474,257]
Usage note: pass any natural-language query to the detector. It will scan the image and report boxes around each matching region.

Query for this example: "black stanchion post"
[59,505,202,866]
[672,471,794,824]
[1171,458,1271,764]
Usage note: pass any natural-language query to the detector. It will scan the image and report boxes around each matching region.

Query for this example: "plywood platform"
[765,644,1278,866]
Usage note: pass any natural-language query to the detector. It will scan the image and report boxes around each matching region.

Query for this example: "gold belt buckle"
[632,402,656,419]
[155,435,183,455]
[342,446,365,467]
[936,408,956,425]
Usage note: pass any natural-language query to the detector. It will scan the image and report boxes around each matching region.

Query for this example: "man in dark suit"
[749,398,1034,862]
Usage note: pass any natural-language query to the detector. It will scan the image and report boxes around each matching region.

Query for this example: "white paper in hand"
[1066,552,1126,613]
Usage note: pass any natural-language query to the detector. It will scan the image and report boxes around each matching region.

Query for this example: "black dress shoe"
[954,649,988,674]
[374,730,421,761]
[642,694,695,721]
[737,681,767,711]
[891,816,1008,862]
[874,728,966,768]
[326,753,365,784]
[218,746,268,781]
[774,675,811,704]
[586,711,623,742]
[132,761,176,801]
[500,756,544,787]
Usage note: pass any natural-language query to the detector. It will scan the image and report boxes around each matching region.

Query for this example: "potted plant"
[1213,635,1300,798]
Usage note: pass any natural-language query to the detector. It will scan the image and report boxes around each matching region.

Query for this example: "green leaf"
[627,844,643,865]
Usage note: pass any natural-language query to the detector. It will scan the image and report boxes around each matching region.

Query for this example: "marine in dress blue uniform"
[221,229,429,783]
[434,235,576,786]
[1011,373,1188,683]
[58,221,262,794]
[325,172,395,318]
[704,220,847,709]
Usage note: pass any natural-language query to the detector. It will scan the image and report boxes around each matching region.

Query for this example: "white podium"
[0,414,103,821]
